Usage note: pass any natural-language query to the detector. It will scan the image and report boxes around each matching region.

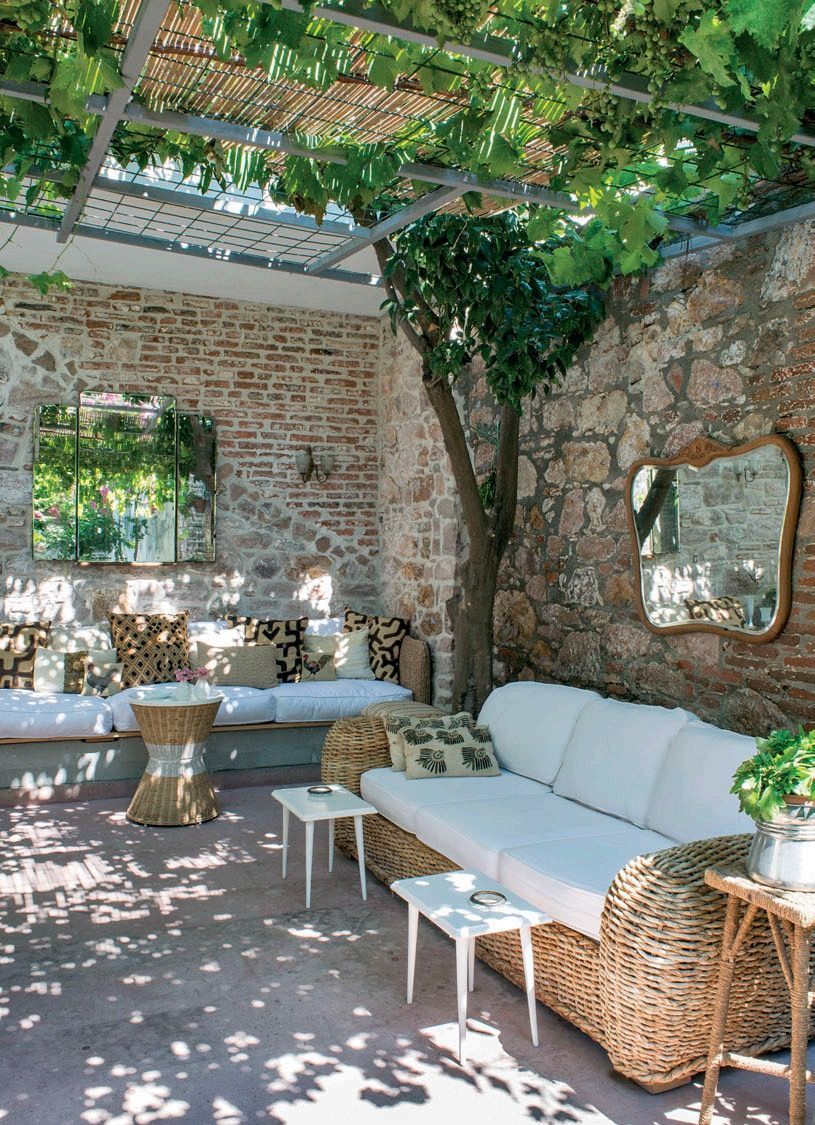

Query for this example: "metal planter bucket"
[746,796,815,891]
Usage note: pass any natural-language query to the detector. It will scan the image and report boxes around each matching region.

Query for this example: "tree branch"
[491,403,520,552]
[373,236,437,342]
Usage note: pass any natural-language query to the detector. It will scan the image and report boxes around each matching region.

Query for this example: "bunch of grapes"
[435,0,491,42]
[9,0,51,31]
[594,0,699,94]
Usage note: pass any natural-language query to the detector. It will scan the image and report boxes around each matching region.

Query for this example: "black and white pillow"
[344,608,408,684]
[0,621,50,690]
[226,616,307,683]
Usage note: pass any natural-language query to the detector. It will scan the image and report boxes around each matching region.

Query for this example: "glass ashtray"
[307,785,333,797]
[469,890,507,908]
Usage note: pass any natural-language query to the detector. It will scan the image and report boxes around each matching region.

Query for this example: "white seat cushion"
[360,766,547,834]
[478,682,599,785]
[272,680,411,723]
[414,793,634,879]
[498,827,677,941]
[646,721,756,843]
[110,684,277,731]
[0,690,113,739]
[554,697,690,826]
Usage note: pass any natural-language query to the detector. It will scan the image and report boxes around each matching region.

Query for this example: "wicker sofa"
[322,680,815,1093]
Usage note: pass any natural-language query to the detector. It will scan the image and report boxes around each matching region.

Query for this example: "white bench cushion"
[479,681,599,785]
[646,721,755,843]
[0,690,113,739]
[554,697,690,826]
[498,827,676,941]
[271,680,411,723]
[360,767,546,834]
[110,684,277,731]
[414,793,634,880]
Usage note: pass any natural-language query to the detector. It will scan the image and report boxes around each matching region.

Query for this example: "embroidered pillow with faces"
[344,608,408,684]
[386,711,473,771]
[0,622,50,690]
[226,616,307,683]
[402,723,500,780]
[109,612,190,687]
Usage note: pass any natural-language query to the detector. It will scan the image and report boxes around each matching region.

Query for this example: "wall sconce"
[295,445,335,484]
[734,465,757,484]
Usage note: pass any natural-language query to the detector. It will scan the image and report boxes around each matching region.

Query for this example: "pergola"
[1,0,814,289]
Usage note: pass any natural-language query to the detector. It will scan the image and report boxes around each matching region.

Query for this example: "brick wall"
[380,221,815,733]
[0,278,382,628]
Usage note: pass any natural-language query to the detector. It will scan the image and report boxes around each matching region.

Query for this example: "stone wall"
[381,221,815,732]
[0,278,382,629]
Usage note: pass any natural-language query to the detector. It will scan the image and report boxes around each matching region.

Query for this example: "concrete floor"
[0,786,811,1125]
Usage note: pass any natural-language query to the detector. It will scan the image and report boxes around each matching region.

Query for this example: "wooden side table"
[127,696,223,826]
[699,863,815,1125]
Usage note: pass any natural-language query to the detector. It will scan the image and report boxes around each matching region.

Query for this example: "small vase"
[747,797,815,891]
[175,681,193,703]
[192,679,210,701]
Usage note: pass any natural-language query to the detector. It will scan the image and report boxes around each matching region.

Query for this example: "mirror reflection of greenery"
[33,396,215,563]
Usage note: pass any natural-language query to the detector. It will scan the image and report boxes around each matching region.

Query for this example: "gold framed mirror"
[625,435,802,643]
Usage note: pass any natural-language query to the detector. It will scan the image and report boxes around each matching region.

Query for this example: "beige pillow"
[334,627,375,680]
[82,649,123,698]
[402,724,500,780]
[304,633,341,656]
[386,711,472,771]
[191,640,278,689]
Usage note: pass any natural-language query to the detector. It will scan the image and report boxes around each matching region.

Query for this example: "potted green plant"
[731,728,815,891]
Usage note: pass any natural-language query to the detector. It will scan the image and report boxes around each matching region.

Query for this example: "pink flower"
[47,505,59,517]
[33,510,44,521]
[174,668,194,683]
[193,667,209,681]
[99,485,110,499]
[89,500,98,510]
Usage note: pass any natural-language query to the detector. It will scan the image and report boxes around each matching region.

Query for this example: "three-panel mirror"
[33,392,216,564]
[626,436,801,643]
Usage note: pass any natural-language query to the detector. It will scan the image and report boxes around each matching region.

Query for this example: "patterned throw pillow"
[300,651,337,682]
[82,650,124,698]
[225,616,307,683]
[33,649,89,694]
[344,608,408,684]
[109,612,190,687]
[685,596,746,626]
[0,622,50,690]
[190,640,279,689]
[386,711,472,771]
[402,723,500,780]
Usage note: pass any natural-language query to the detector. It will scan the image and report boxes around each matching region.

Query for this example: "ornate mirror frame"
[625,435,802,644]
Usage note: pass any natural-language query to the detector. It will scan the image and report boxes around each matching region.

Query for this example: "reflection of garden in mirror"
[33,393,216,564]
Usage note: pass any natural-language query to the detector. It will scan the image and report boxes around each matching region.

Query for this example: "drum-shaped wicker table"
[127,696,223,827]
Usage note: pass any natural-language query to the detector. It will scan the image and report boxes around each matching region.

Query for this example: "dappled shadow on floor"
[0,788,809,1124]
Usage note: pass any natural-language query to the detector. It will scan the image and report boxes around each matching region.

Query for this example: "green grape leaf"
[75,0,118,57]
[726,0,804,48]
[680,13,738,87]
[653,0,683,20]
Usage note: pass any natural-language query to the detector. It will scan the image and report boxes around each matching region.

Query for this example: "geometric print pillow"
[225,616,307,683]
[109,612,190,687]
[385,711,473,771]
[402,723,500,780]
[0,621,51,689]
[344,608,408,684]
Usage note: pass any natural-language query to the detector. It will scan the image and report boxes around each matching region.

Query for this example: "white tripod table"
[391,869,549,1065]
[272,783,377,908]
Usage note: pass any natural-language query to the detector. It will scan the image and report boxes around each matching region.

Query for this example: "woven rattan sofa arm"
[599,832,767,1091]
[399,635,432,704]
[321,717,391,795]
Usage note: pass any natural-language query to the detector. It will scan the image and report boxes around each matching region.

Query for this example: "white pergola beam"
[307,183,464,273]
[56,0,172,242]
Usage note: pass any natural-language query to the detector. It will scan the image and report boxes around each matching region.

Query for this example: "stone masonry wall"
[380,221,815,733]
[0,277,382,629]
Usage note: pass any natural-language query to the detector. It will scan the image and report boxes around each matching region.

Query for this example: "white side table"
[271,784,377,908]
[391,870,550,1065]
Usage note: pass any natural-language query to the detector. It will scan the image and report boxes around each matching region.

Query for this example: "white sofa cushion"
[47,624,111,652]
[110,683,277,731]
[414,793,634,880]
[478,682,599,785]
[271,680,411,723]
[554,697,690,826]
[360,766,547,834]
[646,721,756,843]
[498,827,676,941]
[0,690,113,739]
[306,616,344,637]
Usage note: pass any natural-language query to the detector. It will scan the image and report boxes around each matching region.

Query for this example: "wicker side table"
[127,696,223,827]
[699,863,815,1125]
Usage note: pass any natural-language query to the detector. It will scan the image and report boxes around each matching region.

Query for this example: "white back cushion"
[646,722,756,843]
[554,697,690,826]
[478,681,599,785]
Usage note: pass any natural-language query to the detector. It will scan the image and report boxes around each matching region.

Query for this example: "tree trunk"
[450,549,501,714]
